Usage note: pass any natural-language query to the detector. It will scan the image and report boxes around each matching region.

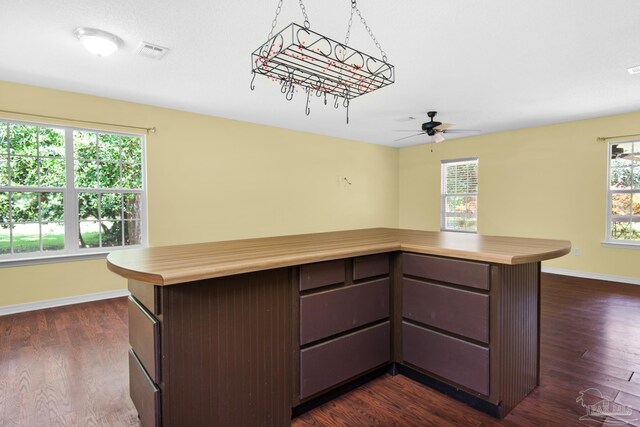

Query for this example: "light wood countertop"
[106,228,571,285]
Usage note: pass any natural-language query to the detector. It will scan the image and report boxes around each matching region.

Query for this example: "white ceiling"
[2,0,640,147]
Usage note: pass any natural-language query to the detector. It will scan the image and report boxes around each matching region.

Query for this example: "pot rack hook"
[286,83,295,101]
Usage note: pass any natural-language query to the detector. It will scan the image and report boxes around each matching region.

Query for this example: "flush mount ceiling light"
[250,0,395,123]
[74,27,123,57]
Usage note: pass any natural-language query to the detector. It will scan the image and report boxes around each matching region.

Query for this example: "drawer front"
[402,322,489,395]
[353,254,390,281]
[299,259,346,291]
[300,322,390,399]
[129,349,160,427]
[403,278,489,343]
[403,253,490,290]
[300,278,389,345]
[129,280,159,315]
[128,297,160,383]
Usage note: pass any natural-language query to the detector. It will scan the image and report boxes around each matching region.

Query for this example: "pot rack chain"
[353,1,388,62]
[344,1,355,45]
[298,0,311,29]
[344,0,387,62]
[267,0,310,40]
[267,0,283,40]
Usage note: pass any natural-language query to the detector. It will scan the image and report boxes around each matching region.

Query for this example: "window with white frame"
[607,142,640,243]
[441,158,478,232]
[0,119,146,262]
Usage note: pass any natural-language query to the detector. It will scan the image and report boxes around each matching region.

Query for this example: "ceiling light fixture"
[250,0,395,124]
[74,27,123,57]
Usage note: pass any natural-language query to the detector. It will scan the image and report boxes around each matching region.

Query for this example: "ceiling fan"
[611,144,640,161]
[394,111,478,143]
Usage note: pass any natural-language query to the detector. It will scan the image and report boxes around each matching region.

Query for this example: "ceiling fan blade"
[394,130,423,132]
[393,132,426,142]
[435,123,453,131]
[442,129,480,134]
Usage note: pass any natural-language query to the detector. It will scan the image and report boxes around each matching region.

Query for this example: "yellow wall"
[0,81,399,307]
[2,78,638,308]
[399,112,640,281]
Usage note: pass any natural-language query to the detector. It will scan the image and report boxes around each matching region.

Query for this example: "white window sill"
[0,245,144,268]
[601,241,640,250]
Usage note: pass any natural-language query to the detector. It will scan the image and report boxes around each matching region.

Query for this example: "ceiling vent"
[136,42,169,60]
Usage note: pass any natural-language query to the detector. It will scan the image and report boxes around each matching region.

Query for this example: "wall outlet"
[572,248,580,256]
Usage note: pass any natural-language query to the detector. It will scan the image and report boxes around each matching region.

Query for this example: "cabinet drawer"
[403,278,489,343]
[129,280,160,316]
[129,349,160,427]
[300,322,390,399]
[353,254,390,281]
[128,297,160,383]
[300,278,389,345]
[299,259,346,291]
[403,253,490,290]
[402,322,489,395]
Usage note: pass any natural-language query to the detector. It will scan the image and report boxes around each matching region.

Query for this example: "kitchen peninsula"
[107,228,571,427]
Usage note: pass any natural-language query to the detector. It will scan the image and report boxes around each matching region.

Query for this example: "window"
[441,158,478,233]
[607,142,640,244]
[0,119,146,262]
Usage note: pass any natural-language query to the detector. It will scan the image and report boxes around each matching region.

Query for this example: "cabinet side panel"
[495,262,540,415]
[161,268,292,427]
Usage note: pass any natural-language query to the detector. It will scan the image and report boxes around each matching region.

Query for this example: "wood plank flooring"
[1,273,639,426]
[0,298,138,427]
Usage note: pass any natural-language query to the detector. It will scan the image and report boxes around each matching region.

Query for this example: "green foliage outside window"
[609,142,640,241]
[442,160,478,232]
[0,122,144,256]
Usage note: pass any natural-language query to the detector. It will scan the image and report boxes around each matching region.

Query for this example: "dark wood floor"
[1,273,639,426]
[0,297,138,426]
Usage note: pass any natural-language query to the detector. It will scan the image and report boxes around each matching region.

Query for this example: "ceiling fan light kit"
[250,0,394,123]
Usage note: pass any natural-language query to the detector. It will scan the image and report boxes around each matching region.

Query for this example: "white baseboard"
[541,267,640,286]
[0,289,131,316]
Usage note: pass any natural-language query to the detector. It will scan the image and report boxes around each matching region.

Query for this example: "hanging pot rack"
[250,0,395,123]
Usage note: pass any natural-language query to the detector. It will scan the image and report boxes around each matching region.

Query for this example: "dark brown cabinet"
[403,278,489,343]
[401,253,491,395]
[129,349,161,427]
[301,322,390,399]
[402,322,489,395]
[128,286,162,427]
[127,269,293,427]
[125,250,541,425]
[297,255,391,400]
[399,252,540,417]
